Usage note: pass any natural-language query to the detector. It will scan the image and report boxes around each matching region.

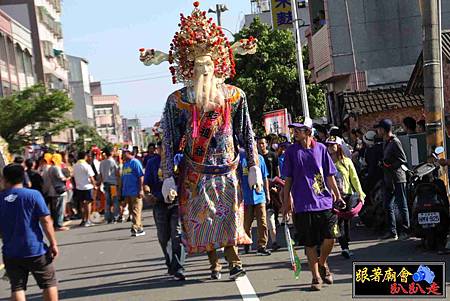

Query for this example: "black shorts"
[4,251,57,292]
[294,209,338,247]
[74,189,93,203]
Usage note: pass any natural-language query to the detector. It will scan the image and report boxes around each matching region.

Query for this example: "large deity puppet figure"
[139,2,262,280]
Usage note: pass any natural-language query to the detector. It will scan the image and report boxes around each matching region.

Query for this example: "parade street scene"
[0,0,450,300]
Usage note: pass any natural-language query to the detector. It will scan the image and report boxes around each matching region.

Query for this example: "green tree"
[230,18,327,132]
[73,125,111,152]
[0,84,75,153]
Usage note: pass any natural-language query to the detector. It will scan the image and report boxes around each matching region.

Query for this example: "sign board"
[271,0,293,29]
[353,261,445,298]
[271,0,307,29]
[263,109,289,135]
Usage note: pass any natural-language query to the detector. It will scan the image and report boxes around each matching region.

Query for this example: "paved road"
[0,210,449,301]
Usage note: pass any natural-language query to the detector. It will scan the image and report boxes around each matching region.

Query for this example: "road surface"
[0,210,448,301]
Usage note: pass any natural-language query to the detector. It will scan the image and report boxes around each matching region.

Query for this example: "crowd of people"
[140,115,421,290]
[0,114,436,299]
[5,147,149,234]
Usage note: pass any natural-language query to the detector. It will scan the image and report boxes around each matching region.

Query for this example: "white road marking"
[235,274,260,301]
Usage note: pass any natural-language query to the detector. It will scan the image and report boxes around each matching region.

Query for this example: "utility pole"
[421,0,448,188]
[291,0,310,120]
[421,0,446,154]
[208,4,228,27]
[216,4,222,26]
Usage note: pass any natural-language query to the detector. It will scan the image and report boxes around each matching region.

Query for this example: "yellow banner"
[271,0,293,29]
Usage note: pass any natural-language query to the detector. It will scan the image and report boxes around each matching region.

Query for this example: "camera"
[412,265,435,284]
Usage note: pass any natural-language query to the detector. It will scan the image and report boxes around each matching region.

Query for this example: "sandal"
[319,265,333,284]
[311,277,322,291]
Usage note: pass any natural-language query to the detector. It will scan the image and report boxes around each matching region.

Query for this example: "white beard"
[193,74,225,112]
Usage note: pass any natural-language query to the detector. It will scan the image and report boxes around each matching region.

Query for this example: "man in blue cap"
[374,119,410,240]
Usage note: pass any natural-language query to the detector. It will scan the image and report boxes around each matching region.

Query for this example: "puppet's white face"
[193,55,224,111]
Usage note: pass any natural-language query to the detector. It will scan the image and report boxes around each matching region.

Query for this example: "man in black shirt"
[14,156,31,188]
[257,137,279,179]
[25,159,43,193]
[374,119,410,240]
[258,136,281,229]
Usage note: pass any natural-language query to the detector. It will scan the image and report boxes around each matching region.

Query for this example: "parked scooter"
[403,146,450,251]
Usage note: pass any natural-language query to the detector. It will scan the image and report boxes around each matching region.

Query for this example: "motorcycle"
[403,146,450,250]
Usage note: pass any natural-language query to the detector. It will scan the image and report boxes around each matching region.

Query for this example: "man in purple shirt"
[282,120,344,291]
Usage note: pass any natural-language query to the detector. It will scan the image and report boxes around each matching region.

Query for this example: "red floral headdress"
[139,1,257,85]
[169,1,235,84]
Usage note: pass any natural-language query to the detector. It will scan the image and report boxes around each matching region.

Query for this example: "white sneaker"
[135,230,146,237]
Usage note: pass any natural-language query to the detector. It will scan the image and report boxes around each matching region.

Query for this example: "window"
[2,82,11,96]
[24,50,33,77]
[311,0,326,34]
[41,41,54,57]
[37,6,57,36]
[55,22,63,39]
[6,38,17,83]
[0,34,8,80]
[49,0,62,13]
[15,45,25,75]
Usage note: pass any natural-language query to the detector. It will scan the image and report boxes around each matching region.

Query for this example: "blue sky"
[62,0,251,127]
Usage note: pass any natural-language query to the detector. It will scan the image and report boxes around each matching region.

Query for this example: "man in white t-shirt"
[73,151,96,227]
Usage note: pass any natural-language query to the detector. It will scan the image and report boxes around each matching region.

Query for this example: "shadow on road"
[26,276,204,301]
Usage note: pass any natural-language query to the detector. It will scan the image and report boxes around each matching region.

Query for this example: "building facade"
[0,9,35,97]
[93,95,123,144]
[1,0,68,88]
[1,0,72,144]
[306,0,450,125]
[122,117,144,150]
[67,55,94,126]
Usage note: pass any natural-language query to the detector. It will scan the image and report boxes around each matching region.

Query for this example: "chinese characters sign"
[263,109,290,135]
[353,262,445,298]
[271,0,293,29]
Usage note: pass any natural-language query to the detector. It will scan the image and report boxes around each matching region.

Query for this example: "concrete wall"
[349,106,423,131]
[327,0,450,86]
[68,55,94,126]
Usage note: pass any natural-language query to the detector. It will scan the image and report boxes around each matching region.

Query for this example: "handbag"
[51,167,67,195]
[54,184,67,195]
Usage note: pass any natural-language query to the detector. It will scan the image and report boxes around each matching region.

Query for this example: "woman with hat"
[326,136,365,259]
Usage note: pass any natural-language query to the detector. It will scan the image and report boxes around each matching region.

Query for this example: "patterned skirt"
[178,161,251,254]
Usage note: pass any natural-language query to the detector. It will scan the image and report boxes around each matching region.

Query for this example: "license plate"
[418,212,440,225]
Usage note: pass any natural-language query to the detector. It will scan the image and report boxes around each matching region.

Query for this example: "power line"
[101,74,171,86]
[68,74,171,87]
[99,71,169,82]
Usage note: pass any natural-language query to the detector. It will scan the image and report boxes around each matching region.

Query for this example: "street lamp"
[208,4,228,27]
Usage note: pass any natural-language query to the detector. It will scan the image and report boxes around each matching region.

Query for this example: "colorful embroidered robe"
[161,84,258,254]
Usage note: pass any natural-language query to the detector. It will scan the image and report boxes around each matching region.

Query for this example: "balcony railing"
[37,6,63,39]
[311,24,332,82]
